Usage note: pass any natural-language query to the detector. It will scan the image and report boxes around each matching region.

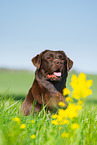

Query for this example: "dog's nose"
[55,60,62,65]
[56,61,60,65]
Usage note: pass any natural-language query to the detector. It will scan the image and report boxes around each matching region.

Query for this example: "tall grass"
[0,94,97,145]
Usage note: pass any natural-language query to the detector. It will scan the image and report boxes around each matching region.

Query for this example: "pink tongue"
[54,72,61,77]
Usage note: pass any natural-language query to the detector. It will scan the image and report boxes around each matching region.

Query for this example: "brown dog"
[21,50,73,115]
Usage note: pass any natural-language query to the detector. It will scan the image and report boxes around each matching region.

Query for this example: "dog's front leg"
[21,88,34,116]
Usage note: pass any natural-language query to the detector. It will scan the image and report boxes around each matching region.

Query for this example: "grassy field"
[0,69,97,145]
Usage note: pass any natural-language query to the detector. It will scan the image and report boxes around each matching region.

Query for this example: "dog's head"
[32,50,73,81]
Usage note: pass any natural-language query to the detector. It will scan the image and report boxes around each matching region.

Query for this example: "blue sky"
[0,0,97,74]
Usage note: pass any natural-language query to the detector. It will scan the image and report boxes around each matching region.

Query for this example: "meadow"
[0,69,97,145]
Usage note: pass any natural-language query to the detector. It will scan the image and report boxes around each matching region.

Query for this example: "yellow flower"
[51,114,58,119]
[66,104,79,119]
[79,72,86,81]
[59,102,65,107]
[70,74,78,88]
[20,124,26,129]
[31,120,34,123]
[70,73,93,99]
[31,134,36,139]
[60,119,69,125]
[57,105,79,121]
[67,103,76,110]
[71,123,80,129]
[51,73,93,127]
[86,80,93,88]
[71,74,78,82]
[76,105,82,111]
[66,96,73,102]
[61,131,69,138]
[68,111,78,119]
[86,89,92,96]
[58,109,66,117]
[63,88,70,96]
[12,117,21,124]
[51,120,58,125]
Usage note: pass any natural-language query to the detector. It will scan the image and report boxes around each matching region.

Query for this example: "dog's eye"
[59,55,64,60]
[47,56,52,60]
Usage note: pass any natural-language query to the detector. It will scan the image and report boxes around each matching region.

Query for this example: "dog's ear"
[66,57,73,71]
[32,50,49,69]
[32,54,41,69]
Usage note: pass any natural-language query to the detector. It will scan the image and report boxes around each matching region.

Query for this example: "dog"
[21,50,73,115]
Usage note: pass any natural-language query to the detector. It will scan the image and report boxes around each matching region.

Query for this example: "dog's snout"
[55,60,63,65]
[56,61,60,65]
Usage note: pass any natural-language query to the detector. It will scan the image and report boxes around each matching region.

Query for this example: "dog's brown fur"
[21,50,73,115]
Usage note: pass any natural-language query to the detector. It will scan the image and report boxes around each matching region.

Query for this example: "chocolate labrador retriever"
[21,50,73,115]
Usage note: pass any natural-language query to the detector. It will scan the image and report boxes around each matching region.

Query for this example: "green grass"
[0,69,34,96]
[0,69,97,145]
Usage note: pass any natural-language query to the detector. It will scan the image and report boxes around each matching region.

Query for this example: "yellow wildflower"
[70,74,78,88]
[51,120,58,125]
[58,109,66,117]
[85,89,92,96]
[58,107,75,120]
[57,105,79,121]
[68,103,82,112]
[51,73,93,128]
[31,120,34,123]
[76,105,82,111]
[61,131,69,138]
[20,124,26,129]
[52,114,58,119]
[12,117,21,124]
[60,119,69,125]
[31,134,36,139]
[71,73,93,99]
[63,88,70,96]
[86,80,93,88]
[71,123,80,129]
[66,104,79,119]
[67,103,76,110]
[57,115,63,122]
[66,96,73,102]
[68,111,78,119]
[59,102,65,107]
[79,72,86,81]
[71,74,78,82]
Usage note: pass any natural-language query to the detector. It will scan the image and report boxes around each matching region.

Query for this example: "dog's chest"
[51,79,66,94]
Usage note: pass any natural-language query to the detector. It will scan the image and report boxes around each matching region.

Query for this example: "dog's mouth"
[53,70,61,77]
[46,69,62,80]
